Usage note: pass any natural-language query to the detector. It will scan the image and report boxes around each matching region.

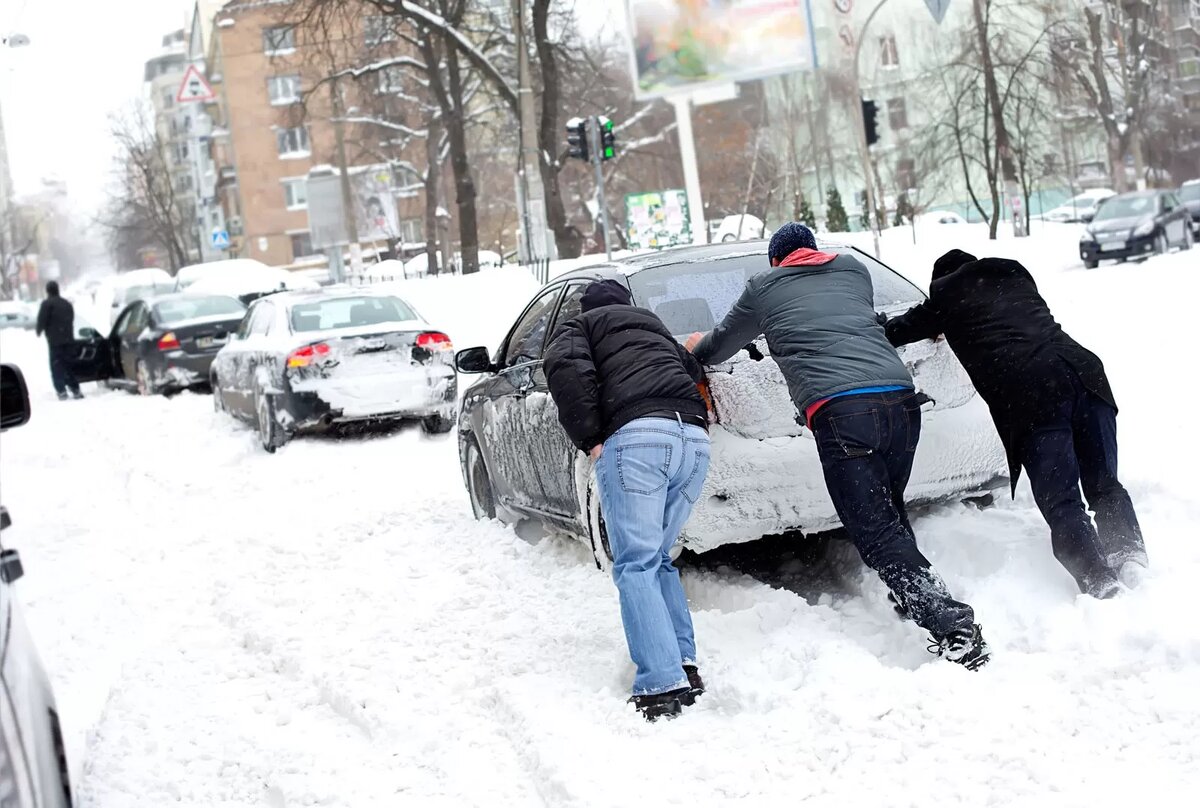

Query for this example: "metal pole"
[512,0,555,261]
[671,95,708,245]
[852,0,891,259]
[588,117,613,260]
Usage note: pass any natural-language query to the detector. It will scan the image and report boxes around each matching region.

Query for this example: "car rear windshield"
[627,249,924,336]
[1094,194,1156,220]
[1181,184,1200,202]
[289,296,417,332]
[153,296,246,325]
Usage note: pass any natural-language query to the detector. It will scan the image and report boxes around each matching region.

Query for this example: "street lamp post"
[851,0,892,260]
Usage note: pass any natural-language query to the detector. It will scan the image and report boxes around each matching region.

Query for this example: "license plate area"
[1100,240,1126,252]
[196,336,226,350]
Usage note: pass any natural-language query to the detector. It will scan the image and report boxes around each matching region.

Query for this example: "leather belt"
[643,410,709,430]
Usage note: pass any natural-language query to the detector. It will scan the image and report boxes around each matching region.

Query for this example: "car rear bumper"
[677,396,1008,553]
[1079,233,1158,263]
[278,365,457,430]
[153,351,218,390]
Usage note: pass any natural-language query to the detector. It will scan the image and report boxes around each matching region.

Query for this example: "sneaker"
[1086,574,1122,600]
[630,687,689,722]
[679,665,705,706]
[929,623,991,671]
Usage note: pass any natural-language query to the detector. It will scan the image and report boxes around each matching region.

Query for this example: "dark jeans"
[812,389,975,638]
[48,343,81,396]
[1020,372,1145,594]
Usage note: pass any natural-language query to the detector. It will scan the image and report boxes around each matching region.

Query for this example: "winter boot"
[888,591,912,621]
[630,688,689,722]
[679,665,705,706]
[929,623,991,671]
[71,390,84,400]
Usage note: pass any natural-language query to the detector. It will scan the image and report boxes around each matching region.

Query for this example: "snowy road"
[4,238,1200,806]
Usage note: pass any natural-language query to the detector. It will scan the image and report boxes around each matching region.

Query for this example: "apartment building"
[204,0,426,268]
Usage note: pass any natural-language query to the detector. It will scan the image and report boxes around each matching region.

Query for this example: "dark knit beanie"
[581,279,632,312]
[933,249,977,281]
[768,222,818,261]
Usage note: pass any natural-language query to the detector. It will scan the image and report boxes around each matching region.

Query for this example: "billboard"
[306,165,401,250]
[626,0,818,99]
[626,190,692,250]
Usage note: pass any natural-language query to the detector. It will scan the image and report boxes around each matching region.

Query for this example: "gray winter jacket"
[692,253,912,414]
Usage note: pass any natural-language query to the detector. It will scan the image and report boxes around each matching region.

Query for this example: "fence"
[525,258,551,285]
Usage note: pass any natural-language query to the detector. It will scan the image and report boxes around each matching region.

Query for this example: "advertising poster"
[626,190,692,250]
[626,0,818,98]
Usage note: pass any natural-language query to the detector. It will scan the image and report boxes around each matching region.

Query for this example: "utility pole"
[330,78,363,277]
[587,117,613,260]
[972,0,1027,237]
[512,0,554,262]
[851,0,891,259]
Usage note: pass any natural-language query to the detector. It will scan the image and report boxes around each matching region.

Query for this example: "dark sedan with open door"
[210,288,457,452]
[66,294,246,395]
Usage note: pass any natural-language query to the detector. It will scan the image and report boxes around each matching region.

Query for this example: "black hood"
[581,279,632,312]
[933,249,977,281]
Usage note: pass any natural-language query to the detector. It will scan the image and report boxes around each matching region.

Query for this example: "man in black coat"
[885,249,1145,597]
[544,279,710,722]
[35,281,83,400]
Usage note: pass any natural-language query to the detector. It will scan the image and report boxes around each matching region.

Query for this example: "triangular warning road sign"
[177,65,216,103]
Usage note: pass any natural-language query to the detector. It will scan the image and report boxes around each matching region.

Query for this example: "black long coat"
[885,257,1115,492]
[36,296,75,346]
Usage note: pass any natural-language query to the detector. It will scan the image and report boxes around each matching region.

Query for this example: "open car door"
[67,312,114,384]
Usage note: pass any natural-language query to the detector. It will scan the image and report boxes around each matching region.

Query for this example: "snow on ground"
[2,231,1200,806]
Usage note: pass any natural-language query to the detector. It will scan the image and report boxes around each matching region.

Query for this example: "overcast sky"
[0,0,191,213]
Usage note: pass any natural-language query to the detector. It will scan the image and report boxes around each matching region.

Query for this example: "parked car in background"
[108,268,175,325]
[0,301,36,330]
[183,259,319,304]
[1180,179,1200,236]
[454,241,1008,567]
[714,214,766,242]
[66,294,247,395]
[918,211,968,225]
[211,289,457,452]
[1079,189,1194,268]
[1042,189,1116,223]
[0,364,75,808]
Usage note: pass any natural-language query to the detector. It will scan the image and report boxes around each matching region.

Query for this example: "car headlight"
[1133,221,1155,238]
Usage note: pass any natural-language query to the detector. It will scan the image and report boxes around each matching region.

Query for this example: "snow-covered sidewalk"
[3,240,1199,806]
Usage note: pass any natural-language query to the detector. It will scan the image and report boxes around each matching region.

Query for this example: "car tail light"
[416,331,453,351]
[287,342,331,368]
[157,332,180,351]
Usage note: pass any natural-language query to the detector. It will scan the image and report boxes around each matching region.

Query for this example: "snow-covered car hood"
[1087,215,1151,235]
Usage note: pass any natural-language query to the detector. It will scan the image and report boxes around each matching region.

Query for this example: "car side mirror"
[1080,212,1095,223]
[79,327,101,339]
[1,363,31,431]
[455,346,493,374]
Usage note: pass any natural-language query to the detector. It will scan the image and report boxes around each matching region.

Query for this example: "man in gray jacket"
[685,223,988,669]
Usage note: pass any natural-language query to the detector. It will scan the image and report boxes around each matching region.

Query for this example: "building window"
[276,126,310,157]
[395,165,422,190]
[880,34,900,68]
[162,88,175,109]
[263,26,295,55]
[291,232,315,258]
[268,74,302,105]
[364,16,397,47]
[376,65,405,94]
[282,178,308,210]
[887,97,908,130]
[399,218,423,244]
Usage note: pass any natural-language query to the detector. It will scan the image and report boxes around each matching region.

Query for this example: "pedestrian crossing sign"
[211,229,231,249]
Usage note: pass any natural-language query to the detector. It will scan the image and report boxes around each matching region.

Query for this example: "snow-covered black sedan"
[66,293,248,395]
[454,241,1008,567]
[211,288,457,452]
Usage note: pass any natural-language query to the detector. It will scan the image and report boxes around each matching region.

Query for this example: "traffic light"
[566,117,589,162]
[598,115,616,161]
[861,98,880,147]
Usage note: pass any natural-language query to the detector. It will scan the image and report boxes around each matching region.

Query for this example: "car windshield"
[289,295,417,332]
[627,248,924,336]
[1181,184,1200,202]
[1094,195,1156,220]
[153,296,246,325]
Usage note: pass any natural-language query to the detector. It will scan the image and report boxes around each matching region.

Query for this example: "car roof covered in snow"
[554,239,857,282]
[251,285,414,309]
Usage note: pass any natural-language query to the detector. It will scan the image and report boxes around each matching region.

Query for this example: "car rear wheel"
[212,375,226,413]
[586,469,614,573]
[421,413,454,435]
[464,437,496,519]
[135,360,156,396]
[1084,259,1099,269]
[256,388,285,453]
[1183,227,1194,251]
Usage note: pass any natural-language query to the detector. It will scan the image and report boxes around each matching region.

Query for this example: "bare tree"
[100,104,194,272]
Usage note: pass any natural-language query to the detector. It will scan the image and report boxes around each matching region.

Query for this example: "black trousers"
[1020,373,1145,595]
[812,389,975,638]
[48,343,80,396]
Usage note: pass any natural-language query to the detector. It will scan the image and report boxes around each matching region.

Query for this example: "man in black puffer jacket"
[544,279,710,722]
[35,281,83,400]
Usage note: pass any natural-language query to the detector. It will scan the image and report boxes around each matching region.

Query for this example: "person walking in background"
[885,249,1145,598]
[35,281,83,400]
[544,279,711,721]
[685,223,989,670]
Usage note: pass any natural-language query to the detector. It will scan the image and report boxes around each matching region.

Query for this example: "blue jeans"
[595,417,710,696]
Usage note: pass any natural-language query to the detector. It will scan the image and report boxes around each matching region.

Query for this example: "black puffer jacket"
[885,253,1115,492]
[544,303,706,452]
[36,296,75,346]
